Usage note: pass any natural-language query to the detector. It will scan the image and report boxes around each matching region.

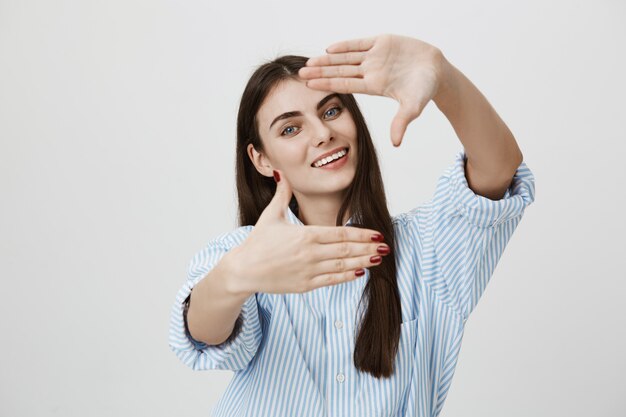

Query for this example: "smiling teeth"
[314,148,348,167]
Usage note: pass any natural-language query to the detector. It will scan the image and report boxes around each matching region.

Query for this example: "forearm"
[433,53,523,199]
[186,253,252,345]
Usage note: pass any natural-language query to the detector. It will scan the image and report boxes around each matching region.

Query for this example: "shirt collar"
[285,205,354,227]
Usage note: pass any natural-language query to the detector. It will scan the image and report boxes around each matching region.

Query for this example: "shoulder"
[205,224,255,249]
[391,208,427,235]
[389,211,426,257]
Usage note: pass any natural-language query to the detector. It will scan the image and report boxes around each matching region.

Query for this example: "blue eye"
[325,106,341,117]
[280,105,343,137]
[281,126,298,136]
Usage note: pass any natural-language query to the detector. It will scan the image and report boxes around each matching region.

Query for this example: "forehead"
[258,79,335,123]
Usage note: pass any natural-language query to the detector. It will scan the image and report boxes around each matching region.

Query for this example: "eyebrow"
[268,93,342,132]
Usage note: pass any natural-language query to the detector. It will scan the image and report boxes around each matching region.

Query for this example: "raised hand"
[224,170,391,296]
[298,33,447,148]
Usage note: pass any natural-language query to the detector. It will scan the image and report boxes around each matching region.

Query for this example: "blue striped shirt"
[169,150,536,417]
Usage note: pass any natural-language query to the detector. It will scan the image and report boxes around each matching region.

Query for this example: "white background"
[1,0,625,416]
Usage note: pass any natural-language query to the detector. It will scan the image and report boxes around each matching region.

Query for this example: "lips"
[311,146,349,167]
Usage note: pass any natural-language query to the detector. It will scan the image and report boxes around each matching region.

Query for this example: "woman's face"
[249,78,358,199]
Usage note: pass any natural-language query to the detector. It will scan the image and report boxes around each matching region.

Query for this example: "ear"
[247,143,274,177]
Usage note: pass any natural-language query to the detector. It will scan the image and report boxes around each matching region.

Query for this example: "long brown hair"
[234,55,401,379]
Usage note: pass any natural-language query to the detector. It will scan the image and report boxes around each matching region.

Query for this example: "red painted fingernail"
[370,255,382,263]
[355,268,365,277]
[273,170,280,182]
[377,245,390,255]
[371,233,384,242]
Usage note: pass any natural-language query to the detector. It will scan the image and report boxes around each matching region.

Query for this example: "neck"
[292,190,350,226]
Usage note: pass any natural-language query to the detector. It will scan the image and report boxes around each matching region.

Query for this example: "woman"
[169,33,536,417]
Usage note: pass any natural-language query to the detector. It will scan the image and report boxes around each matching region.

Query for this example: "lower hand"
[224,170,391,296]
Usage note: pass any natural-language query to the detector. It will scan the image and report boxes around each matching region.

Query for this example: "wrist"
[219,248,254,301]
[432,52,459,112]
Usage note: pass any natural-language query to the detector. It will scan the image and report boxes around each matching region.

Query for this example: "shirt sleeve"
[168,226,263,371]
[405,150,536,321]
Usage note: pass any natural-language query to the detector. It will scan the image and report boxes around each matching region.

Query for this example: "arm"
[186,250,252,345]
[433,53,524,201]
[296,33,524,186]
[169,226,263,371]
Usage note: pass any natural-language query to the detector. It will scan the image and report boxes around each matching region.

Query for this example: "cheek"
[278,146,309,169]
[338,118,358,140]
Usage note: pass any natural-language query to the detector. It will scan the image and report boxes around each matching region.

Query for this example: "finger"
[305,77,368,94]
[256,169,293,223]
[299,64,363,80]
[390,112,411,148]
[308,269,366,290]
[325,36,377,54]
[307,225,384,244]
[390,103,425,147]
[305,51,366,67]
[313,241,391,261]
[309,254,383,288]
[316,253,384,274]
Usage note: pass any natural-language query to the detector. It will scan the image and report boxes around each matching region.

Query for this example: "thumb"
[390,102,426,147]
[390,105,415,147]
[257,169,293,224]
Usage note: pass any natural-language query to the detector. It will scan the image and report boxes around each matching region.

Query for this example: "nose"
[310,118,334,147]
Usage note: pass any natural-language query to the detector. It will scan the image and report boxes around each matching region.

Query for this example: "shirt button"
[334,320,344,329]
[336,373,345,383]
